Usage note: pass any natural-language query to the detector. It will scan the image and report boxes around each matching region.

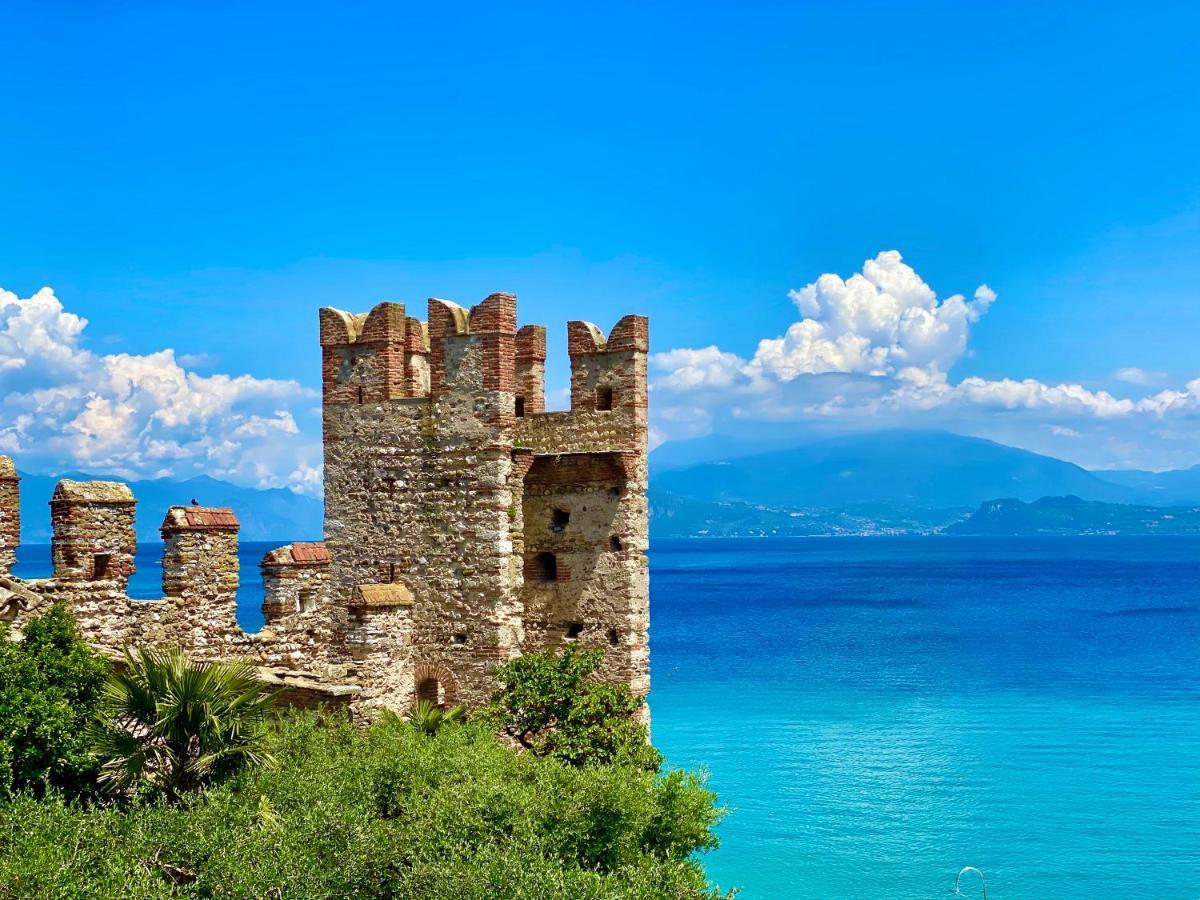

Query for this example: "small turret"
[50,480,137,589]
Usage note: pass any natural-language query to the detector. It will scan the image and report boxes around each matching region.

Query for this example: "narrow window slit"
[533,552,557,582]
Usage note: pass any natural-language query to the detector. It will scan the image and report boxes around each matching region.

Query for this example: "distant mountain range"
[18,430,1200,543]
[946,496,1200,536]
[16,472,322,544]
[648,430,1200,537]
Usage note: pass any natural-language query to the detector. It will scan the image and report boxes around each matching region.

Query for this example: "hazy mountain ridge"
[947,495,1200,536]
[648,489,968,537]
[647,430,1200,537]
[16,472,323,544]
[651,431,1150,509]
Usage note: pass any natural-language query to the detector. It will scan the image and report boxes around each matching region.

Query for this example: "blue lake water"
[16,536,1200,898]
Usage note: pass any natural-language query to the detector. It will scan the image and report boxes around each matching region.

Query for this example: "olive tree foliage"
[483,646,663,771]
[91,648,276,799]
[0,604,109,799]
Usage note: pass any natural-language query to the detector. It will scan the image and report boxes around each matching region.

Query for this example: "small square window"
[596,386,614,411]
[297,589,317,613]
[551,509,570,532]
[92,553,111,580]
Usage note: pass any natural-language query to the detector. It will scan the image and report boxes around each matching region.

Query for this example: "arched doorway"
[410,662,459,709]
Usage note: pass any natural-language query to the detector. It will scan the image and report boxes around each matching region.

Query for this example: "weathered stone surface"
[0,294,650,717]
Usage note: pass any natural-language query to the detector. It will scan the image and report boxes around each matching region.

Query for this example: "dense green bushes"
[0,613,728,897]
[484,645,662,771]
[0,713,727,898]
[0,604,109,799]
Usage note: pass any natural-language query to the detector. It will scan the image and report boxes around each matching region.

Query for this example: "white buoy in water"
[954,866,988,898]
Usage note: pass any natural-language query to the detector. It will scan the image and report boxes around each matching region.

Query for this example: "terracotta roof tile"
[184,507,239,528]
[291,542,331,563]
[161,506,240,533]
[261,542,331,567]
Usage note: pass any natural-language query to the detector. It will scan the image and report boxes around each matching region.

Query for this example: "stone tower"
[320,294,649,709]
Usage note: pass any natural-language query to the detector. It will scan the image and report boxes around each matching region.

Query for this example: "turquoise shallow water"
[16,536,1200,898]
[648,537,1200,899]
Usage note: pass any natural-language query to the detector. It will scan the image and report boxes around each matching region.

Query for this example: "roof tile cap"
[52,480,135,503]
[349,583,414,608]
[161,506,240,533]
[261,541,331,567]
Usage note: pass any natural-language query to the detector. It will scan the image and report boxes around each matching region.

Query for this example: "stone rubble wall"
[0,291,650,719]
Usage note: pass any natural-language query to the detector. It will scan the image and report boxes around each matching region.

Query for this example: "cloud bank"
[650,252,1200,470]
[0,287,320,493]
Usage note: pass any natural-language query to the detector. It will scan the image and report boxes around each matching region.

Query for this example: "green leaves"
[0,604,109,799]
[1,710,727,898]
[408,699,466,736]
[484,646,662,771]
[92,648,276,799]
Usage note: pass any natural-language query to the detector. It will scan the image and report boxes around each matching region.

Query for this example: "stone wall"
[0,291,650,718]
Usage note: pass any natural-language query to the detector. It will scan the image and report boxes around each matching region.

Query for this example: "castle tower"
[516,315,650,700]
[50,480,137,590]
[319,294,650,712]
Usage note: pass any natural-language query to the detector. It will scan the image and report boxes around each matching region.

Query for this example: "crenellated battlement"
[0,289,650,718]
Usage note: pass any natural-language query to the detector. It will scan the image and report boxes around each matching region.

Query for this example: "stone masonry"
[0,294,650,716]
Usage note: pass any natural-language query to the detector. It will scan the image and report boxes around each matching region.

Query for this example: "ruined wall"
[0,292,650,718]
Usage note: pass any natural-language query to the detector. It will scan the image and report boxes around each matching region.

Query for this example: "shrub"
[406,698,466,736]
[0,712,729,898]
[0,604,109,798]
[92,648,276,799]
[484,646,662,771]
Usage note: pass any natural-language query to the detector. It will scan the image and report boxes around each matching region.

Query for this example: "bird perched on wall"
[190,498,199,506]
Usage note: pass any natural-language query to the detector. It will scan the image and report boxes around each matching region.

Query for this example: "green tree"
[92,648,276,799]
[0,604,109,798]
[485,646,662,771]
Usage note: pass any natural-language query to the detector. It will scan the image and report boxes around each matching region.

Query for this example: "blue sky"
[1,1,1199,490]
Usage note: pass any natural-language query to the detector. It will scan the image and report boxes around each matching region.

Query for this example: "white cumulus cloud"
[0,287,320,494]
[649,252,1200,470]
[1114,367,1167,387]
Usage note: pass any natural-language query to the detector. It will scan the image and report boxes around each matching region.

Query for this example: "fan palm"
[409,699,466,736]
[92,647,276,798]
